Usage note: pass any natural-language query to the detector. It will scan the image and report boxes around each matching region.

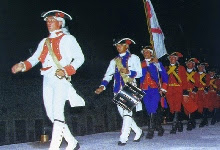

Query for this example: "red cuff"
[23,61,32,71]
[161,83,168,90]
[64,65,76,76]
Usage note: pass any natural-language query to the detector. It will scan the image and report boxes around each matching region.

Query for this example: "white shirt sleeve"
[128,54,142,78]
[102,59,116,83]
[26,38,46,68]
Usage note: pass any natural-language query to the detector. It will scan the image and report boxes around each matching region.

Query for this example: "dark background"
[0,0,220,145]
[1,0,220,75]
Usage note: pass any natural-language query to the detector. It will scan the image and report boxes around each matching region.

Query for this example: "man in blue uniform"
[95,38,144,146]
[140,46,168,139]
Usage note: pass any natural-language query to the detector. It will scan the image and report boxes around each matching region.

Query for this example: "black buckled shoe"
[118,141,126,146]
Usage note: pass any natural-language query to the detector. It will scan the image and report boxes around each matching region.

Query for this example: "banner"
[145,0,167,58]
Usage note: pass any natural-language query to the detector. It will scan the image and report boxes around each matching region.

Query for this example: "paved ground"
[0,120,220,150]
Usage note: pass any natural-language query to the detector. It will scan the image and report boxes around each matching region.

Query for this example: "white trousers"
[43,74,78,149]
[43,74,70,122]
[117,105,142,143]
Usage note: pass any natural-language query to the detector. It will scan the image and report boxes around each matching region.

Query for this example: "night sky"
[1,0,220,76]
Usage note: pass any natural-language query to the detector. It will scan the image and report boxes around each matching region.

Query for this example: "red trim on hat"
[125,40,132,45]
[55,12,64,18]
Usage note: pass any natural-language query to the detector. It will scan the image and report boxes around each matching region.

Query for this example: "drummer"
[140,46,168,139]
[95,37,144,145]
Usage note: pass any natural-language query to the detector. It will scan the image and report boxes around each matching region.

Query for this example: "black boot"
[199,108,209,128]
[155,107,165,136]
[157,126,165,136]
[186,120,193,131]
[211,108,217,125]
[170,122,177,134]
[177,121,183,132]
[170,112,178,134]
[146,113,155,139]
[186,113,193,131]
[191,112,197,129]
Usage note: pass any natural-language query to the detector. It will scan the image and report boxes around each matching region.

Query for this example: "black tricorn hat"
[41,10,72,20]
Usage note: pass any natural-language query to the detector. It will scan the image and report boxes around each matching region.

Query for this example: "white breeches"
[43,74,70,122]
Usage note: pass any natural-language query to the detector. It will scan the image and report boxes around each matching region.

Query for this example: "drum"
[113,83,145,112]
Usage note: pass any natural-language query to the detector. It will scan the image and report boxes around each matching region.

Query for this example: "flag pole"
[142,0,156,57]
[142,0,162,91]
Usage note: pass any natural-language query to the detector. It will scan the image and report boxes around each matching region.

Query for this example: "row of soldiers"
[95,38,219,145]
[140,46,220,139]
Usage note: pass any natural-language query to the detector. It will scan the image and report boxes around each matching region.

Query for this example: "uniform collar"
[187,68,193,73]
[49,29,63,38]
[145,58,151,62]
[119,50,130,57]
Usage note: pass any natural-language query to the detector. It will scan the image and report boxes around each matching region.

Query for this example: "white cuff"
[161,88,167,93]
[20,62,26,72]
[100,85,106,90]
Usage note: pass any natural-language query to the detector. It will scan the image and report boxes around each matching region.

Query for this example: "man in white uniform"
[95,38,144,146]
[11,10,85,150]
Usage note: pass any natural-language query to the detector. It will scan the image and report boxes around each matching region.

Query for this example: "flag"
[145,0,167,58]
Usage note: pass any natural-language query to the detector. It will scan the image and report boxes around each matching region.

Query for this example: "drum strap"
[115,57,133,84]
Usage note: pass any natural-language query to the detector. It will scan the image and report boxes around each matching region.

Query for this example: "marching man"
[95,38,144,146]
[196,62,211,127]
[166,52,188,134]
[184,58,200,130]
[140,46,168,139]
[11,10,85,150]
[207,69,218,125]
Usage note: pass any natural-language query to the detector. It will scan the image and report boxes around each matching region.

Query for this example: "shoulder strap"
[45,38,71,81]
[115,57,133,83]
[45,38,63,69]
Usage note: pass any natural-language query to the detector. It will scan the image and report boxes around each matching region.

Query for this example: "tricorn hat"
[113,38,136,46]
[141,46,154,54]
[197,62,209,67]
[185,58,200,64]
[169,52,183,58]
[41,10,72,21]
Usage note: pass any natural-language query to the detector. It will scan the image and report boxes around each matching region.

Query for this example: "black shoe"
[74,143,80,150]
[177,121,183,132]
[157,127,164,136]
[186,121,193,131]
[118,141,126,146]
[170,123,177,134]
[146,129,154,139]
[211,117,216,125]
[192,120,196,129]
[199,119,208,128]
[133,131,144,142]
